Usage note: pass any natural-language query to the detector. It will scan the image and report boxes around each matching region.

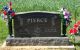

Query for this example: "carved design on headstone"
[34,27,41,36]
[34,27,41,33]
[51,17,55,26]
[24,29,31,36]
[17,16,23,26]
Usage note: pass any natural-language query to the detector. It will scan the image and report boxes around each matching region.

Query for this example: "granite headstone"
[6,11,72,46]
[13,12,61,37]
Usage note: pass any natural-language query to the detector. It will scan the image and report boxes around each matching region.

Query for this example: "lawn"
[0,17,8,46]
[0,0,80,49]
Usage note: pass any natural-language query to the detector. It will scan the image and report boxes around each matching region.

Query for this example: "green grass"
[0,0,79,19]
[75,45,80,50]
[0,0,80,13]
[0,17,8,46]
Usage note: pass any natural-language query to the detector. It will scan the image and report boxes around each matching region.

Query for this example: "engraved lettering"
[27,18,47,23]
[37,18,43,22]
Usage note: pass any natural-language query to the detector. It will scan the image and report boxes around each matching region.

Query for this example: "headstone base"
[6,37,72,46]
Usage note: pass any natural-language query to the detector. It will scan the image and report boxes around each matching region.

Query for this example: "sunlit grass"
[0,17,8,45]
[75,45,80,50]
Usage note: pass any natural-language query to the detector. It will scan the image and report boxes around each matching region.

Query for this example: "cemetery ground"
[0,0,80,50]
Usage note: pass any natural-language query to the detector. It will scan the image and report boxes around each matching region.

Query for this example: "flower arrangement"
[3,1,15,17]
[69,20,80,43]
[69,21,80,35]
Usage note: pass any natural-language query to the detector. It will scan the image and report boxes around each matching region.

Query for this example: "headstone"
[6,11,73,46]
[13,12,61,37]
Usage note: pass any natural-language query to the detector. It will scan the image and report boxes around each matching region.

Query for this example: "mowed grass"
[1,0,80,14]
[75,45,80,50]
[0,17,8,46]
[1,0,80,19]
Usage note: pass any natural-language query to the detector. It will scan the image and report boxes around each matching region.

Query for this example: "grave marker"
[13,12,61,37]
[6,11,73,47]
